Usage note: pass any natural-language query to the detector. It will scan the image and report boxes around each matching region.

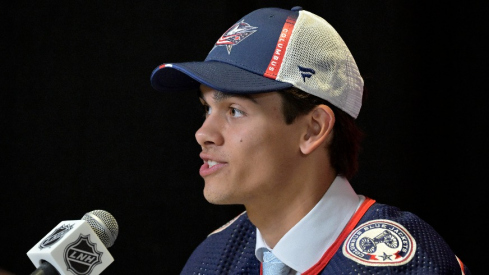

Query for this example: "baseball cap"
[150,6,364,118]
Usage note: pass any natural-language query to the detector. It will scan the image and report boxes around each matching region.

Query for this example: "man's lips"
[199,161,227,177]
[199,153,227,177]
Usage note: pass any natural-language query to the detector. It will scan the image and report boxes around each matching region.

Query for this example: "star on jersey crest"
[380,252,393,261]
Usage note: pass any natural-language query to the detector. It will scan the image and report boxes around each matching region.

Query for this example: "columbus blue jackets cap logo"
[64,234,103,275]
[342,219,416,266]
[39,223,74,249]
[215,20,258,54]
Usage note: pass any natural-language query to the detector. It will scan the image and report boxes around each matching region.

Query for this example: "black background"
[2,0,486,274]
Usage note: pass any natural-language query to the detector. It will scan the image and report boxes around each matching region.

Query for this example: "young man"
[150,6,470,275]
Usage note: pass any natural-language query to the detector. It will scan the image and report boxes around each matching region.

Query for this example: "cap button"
[291,6,303,11]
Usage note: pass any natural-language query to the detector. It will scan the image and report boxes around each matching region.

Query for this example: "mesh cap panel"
[277,11,363,118]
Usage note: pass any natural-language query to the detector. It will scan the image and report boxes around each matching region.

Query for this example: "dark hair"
[278,87,364,180]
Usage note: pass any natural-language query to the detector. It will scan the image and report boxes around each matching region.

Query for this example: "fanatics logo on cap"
[298,66,315,82]
[215,20,258,54]
[342,219,417,267]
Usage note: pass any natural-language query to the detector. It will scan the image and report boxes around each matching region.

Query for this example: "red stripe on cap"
[263,16,297,79]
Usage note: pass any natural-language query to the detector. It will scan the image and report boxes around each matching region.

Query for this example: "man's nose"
[195,114,224,148]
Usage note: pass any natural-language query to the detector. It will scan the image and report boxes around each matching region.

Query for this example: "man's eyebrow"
[200,90,258,104]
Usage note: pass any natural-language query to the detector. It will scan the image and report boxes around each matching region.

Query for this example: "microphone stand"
[30,261,60,275]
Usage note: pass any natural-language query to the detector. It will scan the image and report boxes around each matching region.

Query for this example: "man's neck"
[246,171,336,248]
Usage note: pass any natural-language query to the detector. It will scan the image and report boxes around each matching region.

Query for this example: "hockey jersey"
[181,198,470,274]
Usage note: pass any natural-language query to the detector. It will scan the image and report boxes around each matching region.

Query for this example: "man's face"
[195,85,306,206]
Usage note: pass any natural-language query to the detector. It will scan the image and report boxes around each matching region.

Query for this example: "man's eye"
[230,108,244,118]
[203,105,211,116]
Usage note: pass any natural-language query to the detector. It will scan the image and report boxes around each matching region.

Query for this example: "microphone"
[27,210,119,275]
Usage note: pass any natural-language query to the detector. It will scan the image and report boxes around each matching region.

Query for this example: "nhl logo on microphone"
[64,234,103,275]
[39,223,74,249]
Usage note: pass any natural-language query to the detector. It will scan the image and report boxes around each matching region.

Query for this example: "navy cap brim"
[150,61,293,94]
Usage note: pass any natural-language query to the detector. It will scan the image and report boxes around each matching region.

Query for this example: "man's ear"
[300,105,335,155]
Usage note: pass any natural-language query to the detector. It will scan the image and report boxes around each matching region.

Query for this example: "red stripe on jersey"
[263,16,297,79]
[302,197,376,275]
[456,256,466,275]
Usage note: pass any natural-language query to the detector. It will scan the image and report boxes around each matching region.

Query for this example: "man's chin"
[203,189,238,205]
[204,196,236,205]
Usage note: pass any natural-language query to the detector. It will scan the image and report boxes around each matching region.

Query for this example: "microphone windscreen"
[81,210,119,248]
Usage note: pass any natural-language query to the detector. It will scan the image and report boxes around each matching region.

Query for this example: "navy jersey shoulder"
[180,204,470,275]
[180,212,260,275]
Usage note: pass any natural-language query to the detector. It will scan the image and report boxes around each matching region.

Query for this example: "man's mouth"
[200,158,227,177]
[207,160,221,168]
